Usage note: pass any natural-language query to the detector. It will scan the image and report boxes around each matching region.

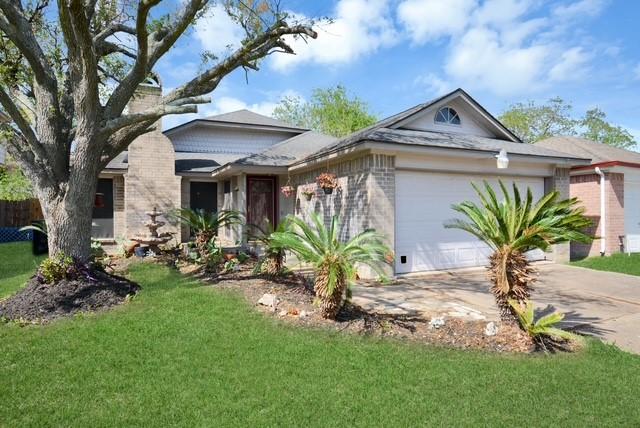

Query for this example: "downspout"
[595,167,606,256]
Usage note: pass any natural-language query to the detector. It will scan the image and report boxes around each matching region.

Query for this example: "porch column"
[235,173,247,245]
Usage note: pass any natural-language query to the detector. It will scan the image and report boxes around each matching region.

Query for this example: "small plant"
[37,253,76,284]
[170,208,242,259]
[509,300,579,345]
[237,252,250,264]
[223,258,239,273]
[280,185,295,198]
[204,239,224,272]
[316,173,338,194]
[301,185,315,201]
[271,214,392,319]
[249,218,292,277]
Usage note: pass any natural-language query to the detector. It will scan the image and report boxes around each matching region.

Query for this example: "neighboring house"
[98,86,590,276]
[537,136,640,259]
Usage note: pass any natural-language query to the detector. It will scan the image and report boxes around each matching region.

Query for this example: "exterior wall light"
[496,149,509,169]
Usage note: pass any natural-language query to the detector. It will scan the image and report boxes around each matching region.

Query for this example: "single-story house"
[97,85,590,276]
[536,136,640,259]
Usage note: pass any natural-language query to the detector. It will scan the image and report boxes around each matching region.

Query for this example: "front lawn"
[1,243,639,426]
[571,253,640,277]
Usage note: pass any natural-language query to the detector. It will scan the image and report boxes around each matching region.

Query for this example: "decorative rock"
[429,317,446,329]
[278,310,287,317]
[258,293,278,308]
[299,310,309,319]
[484,321,499,336]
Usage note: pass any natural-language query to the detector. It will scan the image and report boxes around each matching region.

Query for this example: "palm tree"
[171,208,242,256]
[446,181,592,322]
[247,218,292,277]
[271,213,392,319]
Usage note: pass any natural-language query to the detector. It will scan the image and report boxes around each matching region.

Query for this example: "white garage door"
[395,171,546,274]
[625,173,640,236]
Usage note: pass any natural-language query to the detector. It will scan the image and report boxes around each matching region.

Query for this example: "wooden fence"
[0,199,42,228]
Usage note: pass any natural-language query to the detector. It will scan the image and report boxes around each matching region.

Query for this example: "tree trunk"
[38,173,99,261]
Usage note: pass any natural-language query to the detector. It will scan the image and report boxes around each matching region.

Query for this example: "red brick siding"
[570,172,624,259]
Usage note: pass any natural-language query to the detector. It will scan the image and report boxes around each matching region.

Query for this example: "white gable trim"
[390,90,519,143]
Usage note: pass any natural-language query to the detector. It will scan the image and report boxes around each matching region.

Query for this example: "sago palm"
[271,213,392,319]
[446,181,592,321]
[248,218,292,277]
[171,208,242,255]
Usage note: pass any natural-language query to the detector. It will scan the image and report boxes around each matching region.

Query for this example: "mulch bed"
[184,260,537,353]
[0,269,140,323]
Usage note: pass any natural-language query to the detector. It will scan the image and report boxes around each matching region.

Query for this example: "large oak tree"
[0,1,315,260]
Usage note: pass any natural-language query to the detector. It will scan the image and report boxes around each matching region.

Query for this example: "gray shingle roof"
[536,136,640,164]
[203,109,307,130]
[298,88,525,163]
[103,151,245,173]
[358,128,590,160]
[104,151,128,170]
[233,131,337,167]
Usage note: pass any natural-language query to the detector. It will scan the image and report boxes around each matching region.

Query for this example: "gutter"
[595,167,606,256]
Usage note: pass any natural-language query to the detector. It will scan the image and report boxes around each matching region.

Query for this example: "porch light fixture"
[496,149,509,169]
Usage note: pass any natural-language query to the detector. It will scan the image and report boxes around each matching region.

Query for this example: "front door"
[247,176,276,233]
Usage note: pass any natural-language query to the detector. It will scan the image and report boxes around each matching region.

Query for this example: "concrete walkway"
[352,263,640,354]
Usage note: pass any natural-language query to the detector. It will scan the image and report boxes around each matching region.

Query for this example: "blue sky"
[156,0,640,140]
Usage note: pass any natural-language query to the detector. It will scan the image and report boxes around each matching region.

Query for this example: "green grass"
[1,243,639,426]
[0,242,45,298]
[571,253,640,276]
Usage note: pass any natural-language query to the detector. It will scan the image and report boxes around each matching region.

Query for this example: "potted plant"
[280,184,295,198]
[316,172,338,195]
[301,185,315,201]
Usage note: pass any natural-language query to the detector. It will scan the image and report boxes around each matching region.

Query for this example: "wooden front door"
[247,176,276,233]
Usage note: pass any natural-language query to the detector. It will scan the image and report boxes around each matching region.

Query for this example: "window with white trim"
[434,107,461,125]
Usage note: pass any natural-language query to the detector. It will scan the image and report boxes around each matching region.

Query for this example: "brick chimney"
[124,84,182,240]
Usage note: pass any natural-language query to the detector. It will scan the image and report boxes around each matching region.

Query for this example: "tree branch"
[165,21,316,103]
[0,87,38,147]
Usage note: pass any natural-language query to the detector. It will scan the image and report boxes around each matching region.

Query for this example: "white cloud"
[271,0,397,71]
[194,4,244,54]
[398,0,477,43]
[552,0,607,19]
[396,0,606,96]
[445,27,550,96]
[549,47,592,81]
[414,73,452,96]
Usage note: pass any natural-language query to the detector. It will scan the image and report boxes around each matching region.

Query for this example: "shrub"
[509,300,579,345]
[37,254,76,284]
[271,214,392,319]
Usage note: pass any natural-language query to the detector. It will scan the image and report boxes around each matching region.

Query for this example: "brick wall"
[570,171,624,259]
[113,175,125,239]
[124,85,182,240]
[291,153,395,277]
[544,168,571,262]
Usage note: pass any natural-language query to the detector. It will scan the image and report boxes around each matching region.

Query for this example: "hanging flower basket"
[301,185,315,201]
[316,173,338,195]
[280,185,295,198]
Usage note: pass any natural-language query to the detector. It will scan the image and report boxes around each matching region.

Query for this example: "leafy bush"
[271,214,392,319]
[249,218,292,277]
[37,254,76,284]
[446,181,592,321]
[509,300,578,343]
[170,208,242,258]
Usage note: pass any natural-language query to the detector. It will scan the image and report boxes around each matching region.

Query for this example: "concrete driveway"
[352,263,640,354]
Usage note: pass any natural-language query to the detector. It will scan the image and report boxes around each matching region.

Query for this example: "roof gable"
[390,89,520,142]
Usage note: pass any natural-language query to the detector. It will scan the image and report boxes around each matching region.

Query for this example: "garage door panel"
[395,171,545,273]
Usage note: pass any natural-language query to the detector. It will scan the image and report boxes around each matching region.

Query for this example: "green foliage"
[170,208,242,238]
[580,108,636,149]
[500,97,637,148]
[0,164,33,201]
[273,85,377,137]
[249,218,292,275]
[499,97,576,144]
[509,300,578,342]
[446,180,593,254]
[38,253,74,284]
[271,213,392,294]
